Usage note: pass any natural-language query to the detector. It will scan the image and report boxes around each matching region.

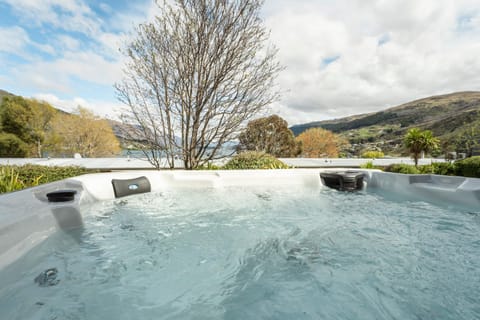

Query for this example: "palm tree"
[404,128,439,167]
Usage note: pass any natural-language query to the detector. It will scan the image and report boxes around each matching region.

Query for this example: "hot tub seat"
[320,171,365,191]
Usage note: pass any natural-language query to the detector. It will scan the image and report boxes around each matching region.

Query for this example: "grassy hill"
[0,89,14,101]
[290,91,480,156]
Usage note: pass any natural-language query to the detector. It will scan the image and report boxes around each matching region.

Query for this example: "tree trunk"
[37,140,42,158]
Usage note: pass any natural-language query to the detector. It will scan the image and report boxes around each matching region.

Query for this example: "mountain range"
[290,91,480,155]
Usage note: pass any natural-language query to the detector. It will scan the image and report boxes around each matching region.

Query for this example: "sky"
[1,0,480,126]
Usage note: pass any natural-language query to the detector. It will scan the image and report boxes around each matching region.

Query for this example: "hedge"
[455,156,480,178]
[384,164,420,174]
[361,151,384,159]
[223,151,289,169]
[384,159,479,178]
[0,165,97,194]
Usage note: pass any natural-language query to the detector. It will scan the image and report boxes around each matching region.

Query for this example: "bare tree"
[115,0,282,169]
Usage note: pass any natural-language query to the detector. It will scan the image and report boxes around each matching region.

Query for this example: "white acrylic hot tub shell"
[1,169,479,270]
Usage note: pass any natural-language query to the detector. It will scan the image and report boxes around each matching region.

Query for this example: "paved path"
[0,157,445,170]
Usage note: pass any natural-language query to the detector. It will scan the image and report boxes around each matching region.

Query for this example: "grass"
[0,165,97,194]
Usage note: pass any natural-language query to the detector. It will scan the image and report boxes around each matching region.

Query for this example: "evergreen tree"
[0,96,56,157]
[237,115,300,157]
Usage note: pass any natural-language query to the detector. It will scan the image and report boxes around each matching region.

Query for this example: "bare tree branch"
[116,0,282,169]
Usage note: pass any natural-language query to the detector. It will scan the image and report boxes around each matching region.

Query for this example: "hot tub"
[0,169,479,319]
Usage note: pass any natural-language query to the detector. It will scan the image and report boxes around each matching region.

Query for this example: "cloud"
[0,0,152,99]
[9,50,123,94]
[0,26,30,54]
[54,35,82,51]
[34,93,124,119]
[264,0,480,124]
[0,26,54,57]
[3,0,480,127]
[0,0,101,36]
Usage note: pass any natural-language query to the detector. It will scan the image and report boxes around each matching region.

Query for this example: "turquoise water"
[0,186,479,319]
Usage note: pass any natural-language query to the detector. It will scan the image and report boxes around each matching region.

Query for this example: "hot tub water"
[0,185,479,319]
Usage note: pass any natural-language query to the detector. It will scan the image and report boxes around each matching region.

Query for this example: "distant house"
[473,146,480,156]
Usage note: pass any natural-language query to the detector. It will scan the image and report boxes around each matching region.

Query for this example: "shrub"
[360,161,384,170]
[361,151,384,159]
[196,162,221,170]
[223,151,289,169]
[431,162,457,176]
[296,127,346,158]
[455,156,480,178]
[0,165,97,194]
[0,166,24,193]
[418,164,434,174]
[238,115,300,157]
[360,161,375,169]
[0,133,29,157]
[385,164,420,174]
[13,165,94,185]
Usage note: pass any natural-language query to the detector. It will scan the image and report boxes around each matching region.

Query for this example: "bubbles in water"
[1,186,479,320]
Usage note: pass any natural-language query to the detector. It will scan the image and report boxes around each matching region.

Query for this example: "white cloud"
[0,0,101,36]
[97,0,158,33]
[0,0,148,98]
[262,0,480,124]
[96,32,127,58]
[0,26,54,57]
[10,50,123,94]
[0,26,30,54]
[54,35,82,51]
[3,0,480,126]
[34,93,123,118]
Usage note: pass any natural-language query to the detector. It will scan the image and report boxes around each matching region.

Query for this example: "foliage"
[385,162,462,176]
[360,161,386,170]
[238,115,300,158]
[0,165,96,193]
[455,156,480,178]
[14,164,93,185]
[291,112,398,135]
[418,164,434,174]
[0,133,29,157]
[404,128,439,167]
[0,166,24,193]
[196,162,221,170]
[360,161,375,169]
[440,141,455,160]
[47,107,121,157]
[0,96,57,157]
[403,128,424,166]
[361,150,384,158]
[116,0,282,169]
[455,124,479,157]
[431,162,457,176]
[385,164,420,174]
[290,92,480,158]
[0,89,13,101]
[295,127,346,158]
[223,151,289,170]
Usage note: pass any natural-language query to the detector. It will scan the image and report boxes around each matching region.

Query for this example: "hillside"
[0,89,14,101]
[290,91,480,156]
[108,119,150,146]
